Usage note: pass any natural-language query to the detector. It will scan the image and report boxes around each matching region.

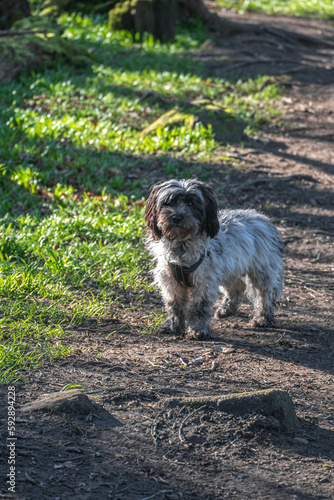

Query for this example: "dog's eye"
[187,200,193,206]
[162,198,176,207]
[168,198,178,207]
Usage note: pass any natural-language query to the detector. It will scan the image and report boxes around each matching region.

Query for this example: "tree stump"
[161,389,299,433]
[0,0,30,30]
[21,389,95,416]
[140,101,245,144]
[109,0,177,42]
[0,16,90,83]
[20,389,122,426]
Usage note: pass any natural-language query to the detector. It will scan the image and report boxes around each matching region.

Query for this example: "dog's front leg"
[186,297,214,340]
[160,299,186,336]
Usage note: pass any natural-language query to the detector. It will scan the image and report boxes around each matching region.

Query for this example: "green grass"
[0,9,283,382]
[0,193,146,381]
[219,0,334,19]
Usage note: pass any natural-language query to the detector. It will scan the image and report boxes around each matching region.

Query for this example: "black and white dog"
[145,179,284,340]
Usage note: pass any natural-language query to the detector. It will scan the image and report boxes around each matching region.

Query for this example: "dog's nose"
[172,215,182,223]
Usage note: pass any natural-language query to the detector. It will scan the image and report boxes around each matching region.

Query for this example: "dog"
[145,179,284,340]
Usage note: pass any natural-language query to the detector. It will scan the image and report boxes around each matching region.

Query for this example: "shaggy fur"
[145,179,284,340]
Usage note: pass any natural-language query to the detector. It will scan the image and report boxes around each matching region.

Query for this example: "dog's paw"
[214,307,236,319]
[249,315,275,328]
[186,326,212,341]
[159,319,184,336]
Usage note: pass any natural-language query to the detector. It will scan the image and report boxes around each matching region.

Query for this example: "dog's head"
[145,179,219,241]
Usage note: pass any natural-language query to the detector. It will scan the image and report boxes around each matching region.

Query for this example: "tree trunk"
[0,0,30,30]
[161,389,299,434]
[108,0,258,42]
[108,0,334,47]
[109,0,178,42]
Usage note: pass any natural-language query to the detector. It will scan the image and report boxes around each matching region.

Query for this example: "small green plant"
[218,1,334,19]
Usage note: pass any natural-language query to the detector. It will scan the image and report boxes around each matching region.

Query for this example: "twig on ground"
[322,174,334,185]
[0,29,48,37]
[147,359,165,368]
[151,421,159,447]
[282,236,303,244]
[264,26,334,49]
[225,58,312,72]
[184,360,218,376]
[151,409,166,447]
[303,286,326,297]
[238,36,286,48]
[140,490,174,500]
[313,229,334,237]
[179,357,187,366]
[139,90,171,104]
[242,174,318,187]
[178,405,206,443]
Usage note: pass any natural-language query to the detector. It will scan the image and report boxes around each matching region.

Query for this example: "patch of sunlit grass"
[219,1,334,19]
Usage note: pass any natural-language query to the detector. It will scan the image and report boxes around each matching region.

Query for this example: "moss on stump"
[21,390,94,416]
[161,389,299,433]
[139,109,198,137]
[140,101,245,144]
[40,1,117,16]
[20,389,121,427]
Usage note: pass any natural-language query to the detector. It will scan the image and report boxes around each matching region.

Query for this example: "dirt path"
[1,11,333,500]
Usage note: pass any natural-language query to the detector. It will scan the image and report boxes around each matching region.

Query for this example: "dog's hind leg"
[246,272,276,327]
[215,278,246,319]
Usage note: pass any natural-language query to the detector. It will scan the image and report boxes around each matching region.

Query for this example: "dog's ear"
[199,184,219,238]
[145,183,163,240]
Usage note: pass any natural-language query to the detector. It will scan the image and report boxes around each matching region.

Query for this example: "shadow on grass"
[1,127,333,230]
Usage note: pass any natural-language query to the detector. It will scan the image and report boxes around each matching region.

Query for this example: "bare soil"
[1,10,334,500]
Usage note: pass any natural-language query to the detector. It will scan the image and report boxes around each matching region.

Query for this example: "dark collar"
[168,251,210,287]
